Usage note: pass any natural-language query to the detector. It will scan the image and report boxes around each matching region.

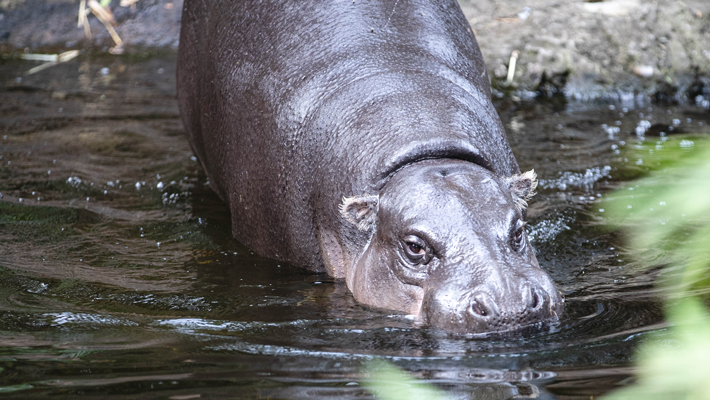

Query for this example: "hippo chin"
[177,0,563,334]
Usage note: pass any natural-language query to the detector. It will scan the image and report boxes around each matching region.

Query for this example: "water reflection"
[0,54,708,398]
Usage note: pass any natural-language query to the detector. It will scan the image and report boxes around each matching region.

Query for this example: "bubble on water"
[538,166,612,192]
[680,140,694,148]
[162,192,181,206]
[528,217,571,243]
[26,282,48,294]
[67,176,82,187]
[635,120,651,136]
[45,312,138,327]
[604,125,621,138]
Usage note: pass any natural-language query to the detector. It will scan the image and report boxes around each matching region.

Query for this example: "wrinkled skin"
[347,160,562,333]
[177,0,563,334]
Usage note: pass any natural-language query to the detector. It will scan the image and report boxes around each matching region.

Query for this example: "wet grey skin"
[346,160,562,334]
[177,0,564,333]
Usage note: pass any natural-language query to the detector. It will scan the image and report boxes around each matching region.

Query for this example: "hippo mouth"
[421,288,564,337]
[453,318,562,338]
[424,310,564,338]
[374,140,495,190]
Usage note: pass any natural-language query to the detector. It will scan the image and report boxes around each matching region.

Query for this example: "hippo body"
[177,0,562,333]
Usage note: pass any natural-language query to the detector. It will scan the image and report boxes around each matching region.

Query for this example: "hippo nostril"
[530,287,540,310]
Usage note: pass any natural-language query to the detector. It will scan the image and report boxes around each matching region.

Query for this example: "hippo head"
[340,159,563,334]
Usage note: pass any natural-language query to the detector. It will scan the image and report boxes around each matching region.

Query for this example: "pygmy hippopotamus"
[177,0,563,334]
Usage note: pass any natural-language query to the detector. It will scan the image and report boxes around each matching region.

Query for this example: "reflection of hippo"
[177,0,563,333]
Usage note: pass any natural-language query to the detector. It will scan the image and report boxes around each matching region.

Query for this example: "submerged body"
[177,0,562,333]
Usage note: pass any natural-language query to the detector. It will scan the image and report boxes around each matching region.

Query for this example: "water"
[1,53,709,399]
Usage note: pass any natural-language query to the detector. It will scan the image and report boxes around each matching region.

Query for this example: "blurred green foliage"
[602,135,710,399]
[364,359,449,400]
[605,136,710,296]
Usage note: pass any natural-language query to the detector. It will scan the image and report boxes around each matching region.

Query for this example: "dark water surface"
[1,54,709,399]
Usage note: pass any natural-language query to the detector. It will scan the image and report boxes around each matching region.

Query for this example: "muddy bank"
[462,0,710,100]
[0,0,182,50]
[1,0,709,99]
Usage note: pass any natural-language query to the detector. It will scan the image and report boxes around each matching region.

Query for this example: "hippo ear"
[339,194,379,232]
[505,169,538,212]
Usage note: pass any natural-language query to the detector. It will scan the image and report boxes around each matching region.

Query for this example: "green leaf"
[602,137,710,400]
[364,359,449,400]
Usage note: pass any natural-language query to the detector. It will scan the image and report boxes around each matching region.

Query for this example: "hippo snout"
[422,283,563,335]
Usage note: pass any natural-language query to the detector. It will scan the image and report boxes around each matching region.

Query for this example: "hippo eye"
[402,235,429,263]
[511,220,527,251]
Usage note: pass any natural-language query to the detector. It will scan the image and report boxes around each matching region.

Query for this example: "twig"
[87,0,123,52]
[23,50,80,76]
[78,0,92,38]
[506,50,520,85]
